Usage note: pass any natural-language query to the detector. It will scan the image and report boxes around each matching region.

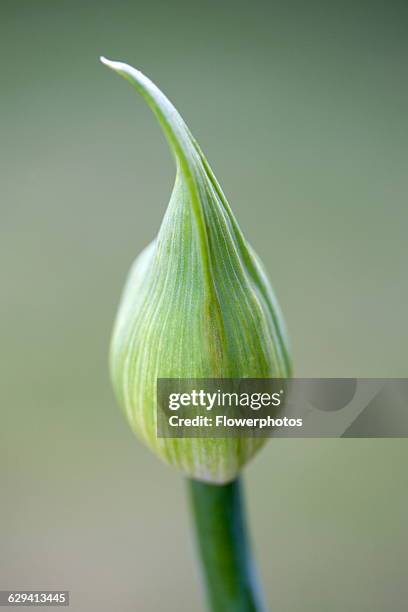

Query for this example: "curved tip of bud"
[100,56,122,70]
[100,56,143,80]
[100,55,111,66]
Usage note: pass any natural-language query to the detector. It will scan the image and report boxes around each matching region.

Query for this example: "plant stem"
[187,478,267,612]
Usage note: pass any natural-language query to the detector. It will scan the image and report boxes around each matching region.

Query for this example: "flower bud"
[102,58,291,483]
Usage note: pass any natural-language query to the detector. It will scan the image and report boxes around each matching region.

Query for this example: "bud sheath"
[102,57,291,483]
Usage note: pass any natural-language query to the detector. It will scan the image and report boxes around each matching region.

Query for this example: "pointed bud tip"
[100,56,143,82]
[100,56,116,68]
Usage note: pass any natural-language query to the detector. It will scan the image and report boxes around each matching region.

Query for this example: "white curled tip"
[100,56,122,70]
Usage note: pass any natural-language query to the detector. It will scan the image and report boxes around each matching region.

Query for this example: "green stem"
[187,478,267,612]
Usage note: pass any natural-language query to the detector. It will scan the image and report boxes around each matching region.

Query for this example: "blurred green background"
[1,0,407,610]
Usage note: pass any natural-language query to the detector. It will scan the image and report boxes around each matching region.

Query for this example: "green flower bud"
[102,57,291,484]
